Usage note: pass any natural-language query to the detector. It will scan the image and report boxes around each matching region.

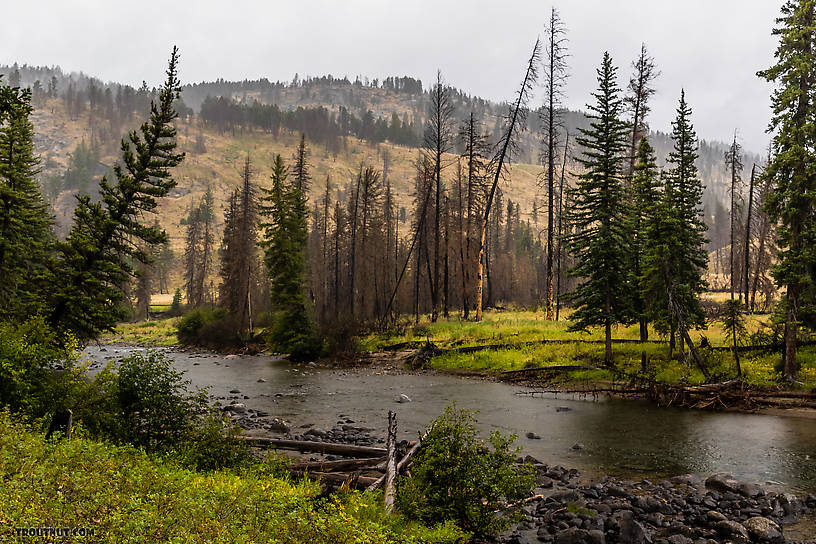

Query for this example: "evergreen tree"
[48,48,184,341]
[628,137,660,354]
[757,0,816,381]
[565,52,632,366]
[260,154,318,360]
[664,91,709,345]
[0,79,54,321]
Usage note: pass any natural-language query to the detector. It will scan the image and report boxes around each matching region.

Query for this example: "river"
[83,345,816,494]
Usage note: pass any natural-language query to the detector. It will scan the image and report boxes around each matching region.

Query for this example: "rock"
[714,520,749,542]
[550,490,580,503]
[671,474,703,487]
[222,403,246,414]
[526,432,541,440]
[667,535,693,544]
[571,443,585,450]
[737,482,765,498]
[705,473,741,495]
[706,510,726,522]
[268,418,290,434]
[225,354,239,360]
[556,406,572,412]
[776,493,801,516]
[395,394,412,403]
[554,528,594,544]
[619,516,652,544]
[304,427,327,438]
[229,389,241,394]
[257,378,266,383]
[536,475,555,488]
[743,517,783,544]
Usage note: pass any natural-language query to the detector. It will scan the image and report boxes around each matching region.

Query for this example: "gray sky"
[1,0,780,152]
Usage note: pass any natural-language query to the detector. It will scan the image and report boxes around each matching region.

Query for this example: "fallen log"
[289,457,385,472]
[501,365,599,376]
[302,471,381,488]
[242,437,387,458]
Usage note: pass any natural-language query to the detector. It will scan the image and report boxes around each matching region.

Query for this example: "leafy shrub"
[177,307,230,345]
[176,410,252,471]
[396,405,534,539]
[267,309,322,361]
[115,350,206,449]
[0,316,79,417]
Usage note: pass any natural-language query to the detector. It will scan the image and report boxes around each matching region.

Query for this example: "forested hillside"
[2,61,761,264]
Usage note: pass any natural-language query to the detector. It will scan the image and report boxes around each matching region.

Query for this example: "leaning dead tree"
[475,37,542,321]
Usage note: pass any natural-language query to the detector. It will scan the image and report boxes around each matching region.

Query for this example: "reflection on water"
[84,346,816,493]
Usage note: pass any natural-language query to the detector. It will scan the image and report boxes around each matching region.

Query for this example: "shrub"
[115,350,206,450]
[170,288,183,315]
[177,307,229,345]
[176,410,252,471]
[0,316,79,418]
[396,405,534,539]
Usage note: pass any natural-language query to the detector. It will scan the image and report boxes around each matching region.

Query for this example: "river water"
[83,346,816,494]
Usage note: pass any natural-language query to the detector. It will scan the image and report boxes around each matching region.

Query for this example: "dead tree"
[476,37,541,321]
[540,7,569,320]
[724,131,744,300]
[743,164,756,309]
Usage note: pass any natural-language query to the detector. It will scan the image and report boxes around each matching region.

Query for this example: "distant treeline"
[198,96,421,149]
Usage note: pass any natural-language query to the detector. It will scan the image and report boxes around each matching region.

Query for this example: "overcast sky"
[1,1,781,152]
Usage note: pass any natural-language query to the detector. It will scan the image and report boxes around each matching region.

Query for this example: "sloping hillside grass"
[0,413,464,543]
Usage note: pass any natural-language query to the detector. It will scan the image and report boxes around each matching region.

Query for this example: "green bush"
[396,405,534,539]
[176,410,252,471]
[177,307,227,345]
[0,316,80,417]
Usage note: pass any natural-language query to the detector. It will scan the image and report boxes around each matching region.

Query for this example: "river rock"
[706,510,726,522]
[705,473,741,495]
[554,527,599,544]
[714,520,749,542]
[743,517,783,543]
[222,403,246,414]
[666,535,693,544]
[229,389,241,394]
[268,418,290,434]
[304,427,327,438]
[571,443,585,450]
[526,432,541,440]
[556,406,572,412]
[225,354,239,360]
[257,378,266,383]
[670,474,703,487]
[776,493,801,516]
[395,393,412,403]
[618,514,651,544]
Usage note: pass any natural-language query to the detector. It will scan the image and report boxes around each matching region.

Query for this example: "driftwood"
[501,365,598,376]
[242,437,387,458]
[302,471,381,488]
[289,457,385,472]
[384,411,397,513]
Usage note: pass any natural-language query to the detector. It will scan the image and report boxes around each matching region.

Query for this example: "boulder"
[268,418,290,434]
[618,515,652,544]
[705,473,741,495]
[743,517,783,544]
[395,393,412,403]
[714,520,749,542]
[222,403,246,414]
[554,528,595,544]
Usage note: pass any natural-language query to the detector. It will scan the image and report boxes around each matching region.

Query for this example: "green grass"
[0,413,465,543]
[101,318,181,347]
[365,310,816,391]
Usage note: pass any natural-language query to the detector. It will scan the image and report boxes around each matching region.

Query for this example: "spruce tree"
[48,48,184,341]
[565,52,632,365]
[260,154,317,360]
[664,91,709,344]
[628,137,660,362]
[0,79,54,321]
[757,0,816,381]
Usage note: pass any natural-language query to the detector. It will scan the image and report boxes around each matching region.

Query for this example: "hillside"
[5,62,765,290]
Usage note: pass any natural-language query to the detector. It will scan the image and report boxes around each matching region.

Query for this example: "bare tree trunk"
[384,411,397,514]
[743,165,755,309]
[556,132,568,322]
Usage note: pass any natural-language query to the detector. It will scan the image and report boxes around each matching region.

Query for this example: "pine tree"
[48,47,184,341]
[757,0,816,381]
[0,79,54,321]
[664,91,709,348]
[260,154,317,360]
[629,137,660,357]
[724,131,744,300]
[565,52,632,366]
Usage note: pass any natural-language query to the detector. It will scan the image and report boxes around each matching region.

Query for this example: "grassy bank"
[101,317,181,346]
[364,309,816,390]
[0,413,463,543]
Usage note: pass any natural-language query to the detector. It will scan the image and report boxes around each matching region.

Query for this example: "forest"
[1,1,816,543]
